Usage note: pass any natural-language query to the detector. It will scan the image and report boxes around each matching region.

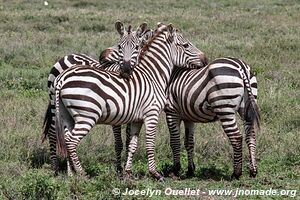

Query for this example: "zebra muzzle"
[120,61,133,79]
[200,54,208,66]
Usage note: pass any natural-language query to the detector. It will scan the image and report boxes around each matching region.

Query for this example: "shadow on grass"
[194,165,231,181]
[28,147,49,168]
[28,146,67,173]
[28,148,232,181]
[158,161,232,181]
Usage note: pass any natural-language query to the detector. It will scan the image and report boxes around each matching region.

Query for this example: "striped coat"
[53,24,208,180]
[43,21,150,174]
[165,57,260,179]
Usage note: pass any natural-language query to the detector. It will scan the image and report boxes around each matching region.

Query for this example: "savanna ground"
[0,0,299,199]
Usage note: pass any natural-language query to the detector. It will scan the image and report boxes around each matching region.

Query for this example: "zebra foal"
[53,24,208,180]
[165,57,260,179]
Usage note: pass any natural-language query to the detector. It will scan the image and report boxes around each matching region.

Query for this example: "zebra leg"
[112,125,123,175]
[124,122,142,178]
[125,123,132,160]
[245,121,257,177]
[47,97,59,174]
[59,126,75,177]
[48,123,59,175]
[67,155,75,177]
[219,116,243,180]
[144,117,164,181]
[65,123,91,176]
[184,121,195,177]
[166,113,181,178]
[238,107,258,178]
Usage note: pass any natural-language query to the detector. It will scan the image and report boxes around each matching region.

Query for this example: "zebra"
[52,23,208,181]
[165,57,260,179]
[46,20,149,89]
[42,21,150,174]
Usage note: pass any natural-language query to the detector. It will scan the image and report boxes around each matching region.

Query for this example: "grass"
[0,0,299,199]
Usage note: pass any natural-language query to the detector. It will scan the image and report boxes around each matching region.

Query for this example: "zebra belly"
[97,105,144,125]
[179,100,218,123]
[61,89,146,126]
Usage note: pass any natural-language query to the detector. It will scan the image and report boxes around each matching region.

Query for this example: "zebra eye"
[118,44,121,49]
[182,43,189,48]
[135,46,139,50]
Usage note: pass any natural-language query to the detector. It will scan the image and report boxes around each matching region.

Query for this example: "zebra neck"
[132,29,175,94]
[135,49,173,93]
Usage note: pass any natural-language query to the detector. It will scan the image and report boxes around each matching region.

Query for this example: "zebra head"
[166,24,208,68]
[115,21,150,79]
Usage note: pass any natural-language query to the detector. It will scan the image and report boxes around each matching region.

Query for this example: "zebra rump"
[166,56,260,179]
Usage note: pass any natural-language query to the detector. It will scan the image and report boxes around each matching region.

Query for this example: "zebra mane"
[127,25,132,34]
[138,25,169,60]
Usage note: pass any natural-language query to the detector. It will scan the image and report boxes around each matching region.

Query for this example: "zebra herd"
[42,21,260,181]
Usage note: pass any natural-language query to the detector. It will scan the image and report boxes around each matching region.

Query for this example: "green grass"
[0,0,299,199]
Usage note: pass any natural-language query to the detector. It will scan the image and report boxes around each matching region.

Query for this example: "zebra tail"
[244,74,261,130]
[245,95,261,130]
[41,102,52,143]
[55,88,68,159]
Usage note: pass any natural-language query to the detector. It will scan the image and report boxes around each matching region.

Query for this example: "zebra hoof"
[124,170,134,180]
[116,171,123,179]
[150,171,164,182]
[249,169,257,178]
[54,169,59,176]
[78,171,87,177]
[67,170,74,177]
[231,171,242,180]
[170,170,180,178]
[186,170,195,178]
[171,162,181,177]
[169,172,180,180]
[186,163,195,178]
[116,166,123,176]
[159,177,165,182]
[51,162,59,176]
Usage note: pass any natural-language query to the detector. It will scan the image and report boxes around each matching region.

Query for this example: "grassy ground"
[0,0,299,199]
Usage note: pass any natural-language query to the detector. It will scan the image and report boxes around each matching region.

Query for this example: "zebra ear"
[143,29,153,39]
[136,22,148,37]
[115,20,124,36]
[140,29,153,46]
[167,23,176,42]
[127,25,132,33]
[157,22,164,28]
[167,23,174,33]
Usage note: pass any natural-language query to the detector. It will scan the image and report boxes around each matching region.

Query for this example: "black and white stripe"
[165,57,260,179]
[42,21,150,174]
[53,24,208,180]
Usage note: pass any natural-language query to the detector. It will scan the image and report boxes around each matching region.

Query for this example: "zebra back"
[47,54,101,89]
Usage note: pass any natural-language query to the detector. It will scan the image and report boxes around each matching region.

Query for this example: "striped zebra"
[46,21,149,89]
[42,21,150,174]
[53,24,208,181]
[165,57,260,179]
